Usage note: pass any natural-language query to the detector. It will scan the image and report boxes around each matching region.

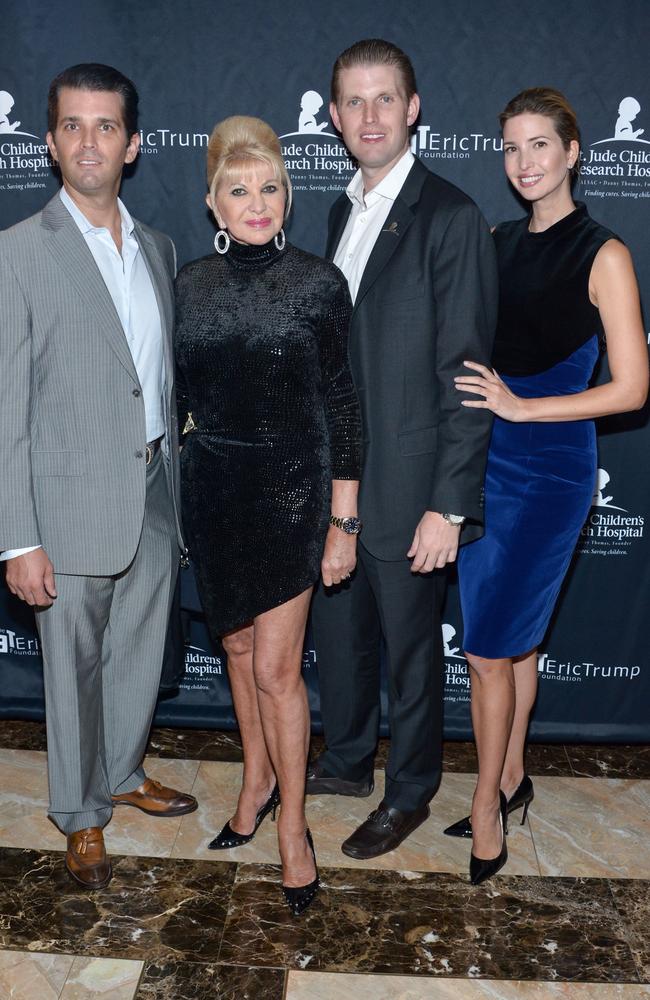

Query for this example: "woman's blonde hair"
[206,115,292,217]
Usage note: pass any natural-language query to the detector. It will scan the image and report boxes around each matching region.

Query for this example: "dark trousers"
[310,541,445,811]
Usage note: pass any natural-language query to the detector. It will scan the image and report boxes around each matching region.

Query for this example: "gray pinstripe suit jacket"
[0,191,184,575]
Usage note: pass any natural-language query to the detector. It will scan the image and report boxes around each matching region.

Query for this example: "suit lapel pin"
[383,221,399,235]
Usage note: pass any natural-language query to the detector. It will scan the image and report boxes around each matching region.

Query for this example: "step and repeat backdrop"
[1,0,648,740]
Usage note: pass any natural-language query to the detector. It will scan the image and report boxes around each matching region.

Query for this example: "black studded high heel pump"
[208,784,280,850]
[443,774,534,839]
[282,827,320,917]
[469,790,508,886]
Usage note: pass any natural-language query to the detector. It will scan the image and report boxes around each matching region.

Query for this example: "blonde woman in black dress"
[175,117,362,914]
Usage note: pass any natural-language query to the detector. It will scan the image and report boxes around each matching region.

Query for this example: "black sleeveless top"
[491,203,619,376]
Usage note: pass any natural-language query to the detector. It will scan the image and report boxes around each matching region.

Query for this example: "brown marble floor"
[4,718,648,777]
[1,721,649,999]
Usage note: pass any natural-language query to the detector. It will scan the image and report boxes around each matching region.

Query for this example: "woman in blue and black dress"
[449,88,647,884]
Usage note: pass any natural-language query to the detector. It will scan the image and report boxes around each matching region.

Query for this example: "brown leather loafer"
[341,801,430,859]
[112,777,198,817]
[65,827,112,889]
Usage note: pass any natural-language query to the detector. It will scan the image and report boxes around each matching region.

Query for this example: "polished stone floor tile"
[0,950,143,999]
[0,750,199,858]
[0,949,73,999]
[286,972,650,998]
[219,865,638,981]
[171,761,282,866]
[526,777,650,878]
[146,727,244,762]
[136,961,285,999]
[565,745,650,780]
[60,956,143,998]
[172,762,540,875]
[0,847,236,963]
[0,719,47,751]
[5,721,645,778]
[609,879,650,982]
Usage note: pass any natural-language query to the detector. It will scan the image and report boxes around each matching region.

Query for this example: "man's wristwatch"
[442,513,466,526]
[329,514,362,535]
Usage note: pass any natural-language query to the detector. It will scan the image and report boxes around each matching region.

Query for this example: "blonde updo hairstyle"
[206,115,292,222]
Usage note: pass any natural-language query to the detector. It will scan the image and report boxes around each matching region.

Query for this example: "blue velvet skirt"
[458,336,599,659]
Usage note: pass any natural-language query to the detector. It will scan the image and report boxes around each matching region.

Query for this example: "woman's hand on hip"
[455,361,527,422]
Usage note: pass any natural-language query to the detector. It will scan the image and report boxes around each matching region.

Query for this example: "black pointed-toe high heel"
[443,774,534,839]
[469,790,508,886]
[282,827,320,917]
[208,784,280,850]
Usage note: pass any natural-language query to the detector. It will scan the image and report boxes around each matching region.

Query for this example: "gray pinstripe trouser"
[35,449,179,834]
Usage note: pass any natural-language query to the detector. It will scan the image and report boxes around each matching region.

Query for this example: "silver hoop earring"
[274,228,286,251]
[214,230,230,254]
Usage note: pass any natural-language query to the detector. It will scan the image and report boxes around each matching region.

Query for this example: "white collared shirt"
[333,149,414,303]
[1,189,166,562]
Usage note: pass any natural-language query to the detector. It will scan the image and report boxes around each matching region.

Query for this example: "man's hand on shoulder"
[5,549,57,606]
[407,511,460,573]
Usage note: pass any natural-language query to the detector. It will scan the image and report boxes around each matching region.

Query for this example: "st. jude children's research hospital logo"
[0,89,50,193]
[442,623,470,704]
[581,95,650,200]
[578,467,645,557]
[279,90,355,194]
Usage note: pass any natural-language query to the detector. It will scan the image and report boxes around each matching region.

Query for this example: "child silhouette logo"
[592,95,649,146]
[592,468,627,511]
[298,90,328,134]
[442,623,464,659]
[279,89,339,139]
[0,91,20,133]
[615,97,645,140]
[0,90,38,137]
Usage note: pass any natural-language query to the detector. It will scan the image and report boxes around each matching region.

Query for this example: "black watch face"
[342,517,361,534]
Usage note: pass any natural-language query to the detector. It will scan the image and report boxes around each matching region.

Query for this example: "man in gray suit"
[0,64,196,888]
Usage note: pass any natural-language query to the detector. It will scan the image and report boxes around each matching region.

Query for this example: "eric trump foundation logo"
[538,650,641,685]
[0,627,40,656]
[581,95,650,201]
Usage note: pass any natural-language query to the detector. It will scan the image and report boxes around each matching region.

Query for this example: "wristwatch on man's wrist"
[442,513,466,526]
[329,514,362,535]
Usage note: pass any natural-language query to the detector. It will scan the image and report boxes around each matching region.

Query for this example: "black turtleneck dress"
[175,239,362,638]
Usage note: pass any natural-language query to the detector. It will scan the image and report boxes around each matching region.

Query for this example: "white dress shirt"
[2,189,166,562]
[334,149,414,302]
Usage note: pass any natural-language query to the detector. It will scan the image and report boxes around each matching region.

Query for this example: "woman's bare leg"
[221,625,276,834]
[252,587,314,887]
[501,649,538,798]
[467,652,515,859]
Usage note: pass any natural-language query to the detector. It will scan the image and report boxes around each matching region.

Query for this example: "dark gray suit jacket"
[327,157,498,560]
[0,192,183,574]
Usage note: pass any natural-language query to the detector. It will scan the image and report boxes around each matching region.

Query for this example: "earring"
[274,228,286,251]
[214,230,230,254]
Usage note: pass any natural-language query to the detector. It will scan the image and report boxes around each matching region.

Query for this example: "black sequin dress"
[175,239,362,637]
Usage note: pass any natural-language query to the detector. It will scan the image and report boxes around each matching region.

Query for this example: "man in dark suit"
[309,39,498,858]
[0,64,196,888]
